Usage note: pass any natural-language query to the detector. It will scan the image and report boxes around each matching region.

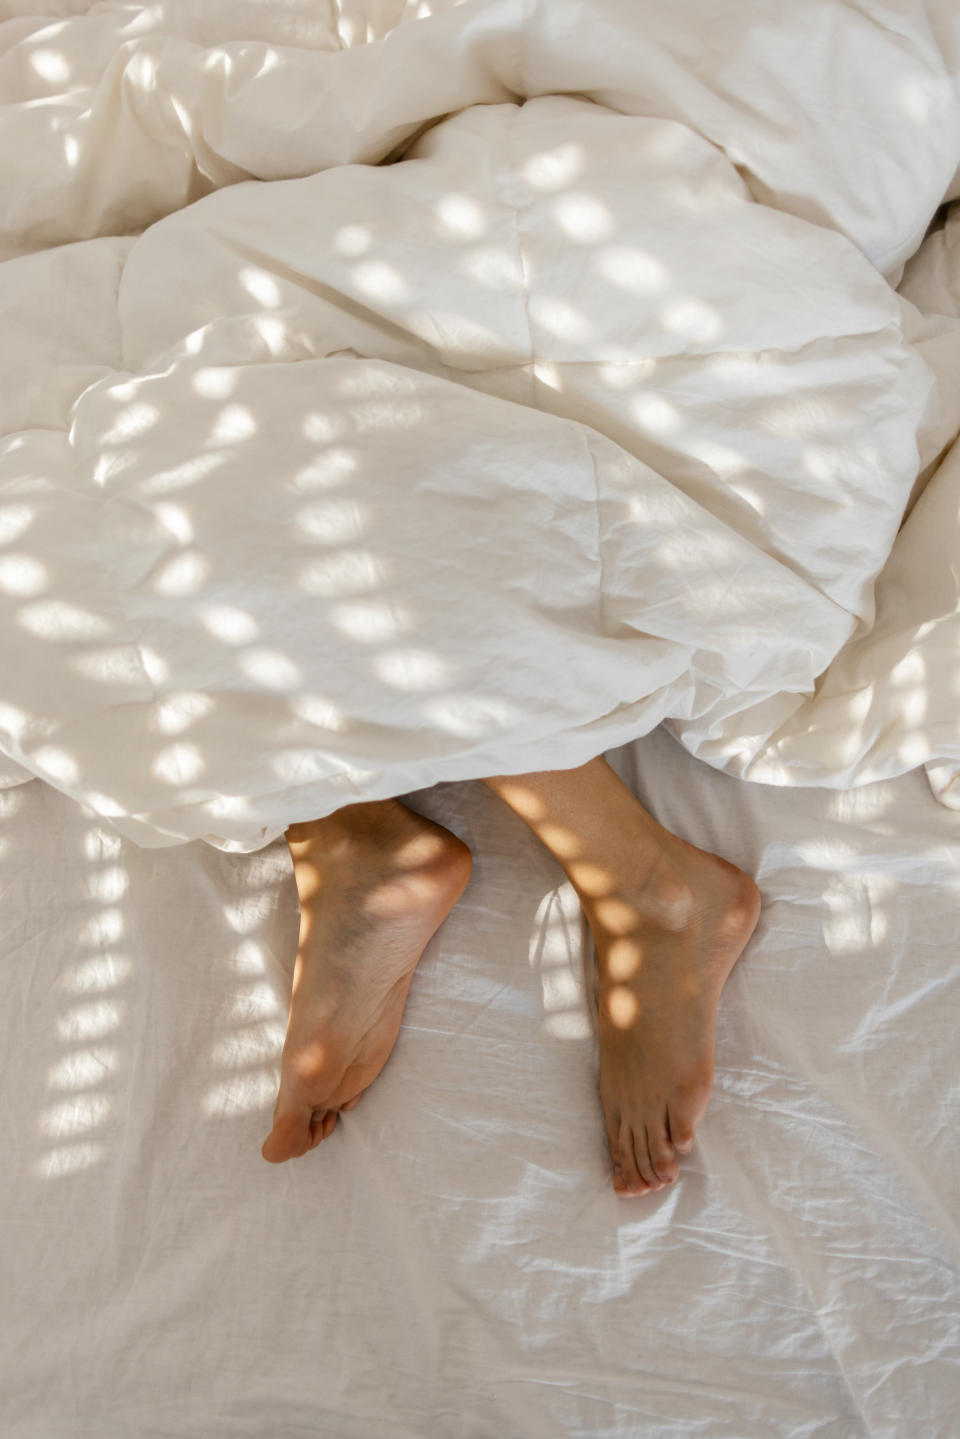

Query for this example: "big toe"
[262,1105,331,1164]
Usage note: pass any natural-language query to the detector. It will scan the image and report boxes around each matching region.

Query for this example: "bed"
[2,2,959,1434]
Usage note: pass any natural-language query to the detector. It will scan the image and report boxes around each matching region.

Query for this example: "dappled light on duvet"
[0,1,959,850]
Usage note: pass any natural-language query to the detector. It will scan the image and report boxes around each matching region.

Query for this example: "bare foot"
[580,825,760,1198]
[261,799,472,1164]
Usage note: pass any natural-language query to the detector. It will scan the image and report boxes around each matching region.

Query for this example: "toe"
[648,1111,679,1183]
[667,1104,696,1154]
[619,1120,652,1197]
[633,1125,663,1191]
[262,1107,314,1163]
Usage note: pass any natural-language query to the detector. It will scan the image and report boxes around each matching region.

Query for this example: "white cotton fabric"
[1,0,960,852]
[2,728,958,1437]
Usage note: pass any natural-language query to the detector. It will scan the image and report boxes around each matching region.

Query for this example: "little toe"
[667,1105,696,1154]
[648,1112,680,1183]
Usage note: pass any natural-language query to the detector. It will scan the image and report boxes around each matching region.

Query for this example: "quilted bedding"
[1,0,959,851]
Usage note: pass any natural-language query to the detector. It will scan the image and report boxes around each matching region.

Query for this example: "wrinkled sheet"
[2,726,958,1437]
[1,0,960,851]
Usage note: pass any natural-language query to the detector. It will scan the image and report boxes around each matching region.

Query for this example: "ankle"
[577,851,697,938]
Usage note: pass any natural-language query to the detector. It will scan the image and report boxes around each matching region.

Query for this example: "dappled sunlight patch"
[302,411,344,443]
[78,907,125,946]
[373,647,449,691]
[329,598,409,642]
[208,404,257,446]
[102,402,160,444]
[192,367,239,400]
[139,645,170,684]
[57,999,123,1043]
[222,902,267,944]
[661,297,722,345]
[202,48,233,75]
[231,937,268,971]
[93,449,139,486]
[631,393,682,436]
[896,73,939,126]
[223,980,281,1024]
[533,361,563,392]
[154,501,194,544]
[204,793,254,818]
[270,748,336,781]
[352,398,425,431]
[79,790,128,818]
[40,1093,113,1139]
[30,48,70,83]
[153,690,215,736]
[62,952,131,992]
[141,450,230,495]
[353,260,410,303]
[334,223,373,256]
[252,315,289,352]
[529,294,591,342]
[35,1142,106,1180]
[596,245,669,294]
[0,555,48,596]
[31,746,79,784]
[152,549,210,595]
[297,549,385,596]
[291,448,358,491]
[0,503,36,544]
[46,1047,120,1090]
[553,193,613,243]
[81,826,122,862]
[239,266,283,308]
[421,694,518,738]
[151,741,205,785]
[85,865,129,903]
[236,647,302,691]
[686,439,745,479]
[295,498,368,545]
[200,604,260,645]
[523,142,584,190]
[19,600,112,641]
[202,1068,278,1118]
[597,357,658,389]
[71,645,144,686]
[289,693,347,730]
[434,194,487,238]
[606,985,639,1028]
[528,886,591,1042]
[128,50,158,91]
[460,245,522,289]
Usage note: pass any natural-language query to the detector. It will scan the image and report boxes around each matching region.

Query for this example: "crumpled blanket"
[1,0,959,850]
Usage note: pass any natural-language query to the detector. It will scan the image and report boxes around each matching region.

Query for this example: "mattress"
[2,725,958,1437]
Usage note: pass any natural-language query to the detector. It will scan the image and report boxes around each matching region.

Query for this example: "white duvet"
[1,0,960,851]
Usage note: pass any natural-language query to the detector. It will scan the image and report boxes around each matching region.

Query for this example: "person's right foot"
[262,799,472,1164]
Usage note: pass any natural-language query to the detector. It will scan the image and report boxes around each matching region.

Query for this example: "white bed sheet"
[2,724,957,1438]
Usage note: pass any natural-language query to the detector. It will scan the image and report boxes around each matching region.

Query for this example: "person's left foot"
[261,799,472,1164]
[580,823,761,1198]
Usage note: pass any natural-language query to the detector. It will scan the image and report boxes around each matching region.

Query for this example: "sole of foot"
[261,800,472,1164]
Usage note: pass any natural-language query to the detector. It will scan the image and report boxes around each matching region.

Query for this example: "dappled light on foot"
[261,798,472,1164]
